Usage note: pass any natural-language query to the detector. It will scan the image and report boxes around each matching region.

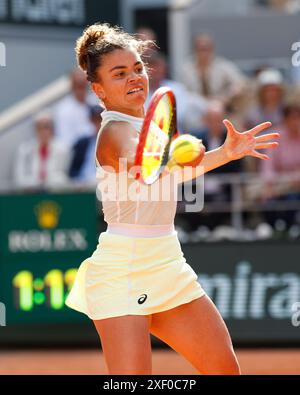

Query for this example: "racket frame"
[134,87,179,184]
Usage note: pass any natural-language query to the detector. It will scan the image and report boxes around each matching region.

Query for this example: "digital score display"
[12,268,77,312]
[0,191,97,324]
[0,261,85,324]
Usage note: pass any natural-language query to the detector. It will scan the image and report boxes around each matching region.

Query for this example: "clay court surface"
[1,349,300,375]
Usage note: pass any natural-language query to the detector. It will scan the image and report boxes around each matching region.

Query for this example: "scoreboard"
[0,191,97,325]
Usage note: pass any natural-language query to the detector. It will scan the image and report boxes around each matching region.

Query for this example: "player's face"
[93,48,149,117]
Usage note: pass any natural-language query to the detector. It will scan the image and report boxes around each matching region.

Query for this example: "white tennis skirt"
[65,223,206,320]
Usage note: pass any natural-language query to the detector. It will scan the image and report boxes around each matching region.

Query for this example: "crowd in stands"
[12,28,300,239]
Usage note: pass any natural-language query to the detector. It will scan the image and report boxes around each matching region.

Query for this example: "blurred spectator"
[136,26,157,42]
[181,33,246,106]
[244,68,285,173]
[69,105,103,184]
[135,26,157,58]
[13,112,70,190]
[145,51,207,132]
[260,103,300,226]
[184,101,243,230]
[265,0,300,13]
[54,69,97,148]
[192,100,243,198]
[245,68,284,130]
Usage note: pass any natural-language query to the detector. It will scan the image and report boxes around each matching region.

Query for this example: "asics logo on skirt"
[138,294,148,304]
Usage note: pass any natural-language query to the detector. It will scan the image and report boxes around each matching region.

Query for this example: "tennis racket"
[134,87,179,185]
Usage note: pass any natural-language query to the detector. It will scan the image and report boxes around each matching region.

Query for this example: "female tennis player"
[66,23,280,375]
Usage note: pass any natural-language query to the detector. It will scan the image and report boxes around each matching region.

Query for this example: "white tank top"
[95,110,178,226]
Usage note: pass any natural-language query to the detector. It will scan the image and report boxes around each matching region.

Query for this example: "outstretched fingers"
[255,132,280,142]
[255,142,279,150]
[248,121,272,136]
[223,119,237,136]
[251,150,270,160]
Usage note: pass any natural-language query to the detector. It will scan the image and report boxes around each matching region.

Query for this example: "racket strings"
[134,88,177,184]
[160,105,176,166]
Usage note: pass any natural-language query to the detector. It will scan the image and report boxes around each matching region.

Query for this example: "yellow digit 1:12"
[13,268,77,311]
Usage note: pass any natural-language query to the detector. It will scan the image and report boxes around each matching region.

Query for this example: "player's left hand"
[222,119,280,161]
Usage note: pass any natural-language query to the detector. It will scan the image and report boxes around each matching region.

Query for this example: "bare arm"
[186,144,229,177]
[167,144,230,184]
[167,119,280,184]
[96,121,139,173]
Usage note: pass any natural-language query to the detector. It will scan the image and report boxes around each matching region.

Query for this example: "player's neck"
[106,105,145,118]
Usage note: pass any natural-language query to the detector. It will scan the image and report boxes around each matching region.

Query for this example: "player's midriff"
[107,223,176,237]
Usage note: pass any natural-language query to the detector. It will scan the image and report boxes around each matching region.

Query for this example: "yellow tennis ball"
[170,134,205,167]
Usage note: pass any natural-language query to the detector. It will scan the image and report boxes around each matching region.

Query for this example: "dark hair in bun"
[76,23,153,82]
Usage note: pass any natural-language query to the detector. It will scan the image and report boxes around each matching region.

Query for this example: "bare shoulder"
[100,121,138,141]
[96,121,139,171]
